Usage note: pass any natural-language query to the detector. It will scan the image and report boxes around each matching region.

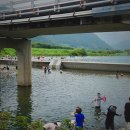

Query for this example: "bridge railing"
[0,0,79,13]
[0,0,129,20]
[0,0,119,13]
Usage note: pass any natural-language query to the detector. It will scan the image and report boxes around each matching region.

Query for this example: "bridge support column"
[16,40,32,86]
[0,38,32,86]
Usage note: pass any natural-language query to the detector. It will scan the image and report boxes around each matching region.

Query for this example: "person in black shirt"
[124,97,130,130]
[105,105,121,130]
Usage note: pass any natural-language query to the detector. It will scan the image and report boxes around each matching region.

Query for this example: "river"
[0,56,130,130]
[62,56,130,63]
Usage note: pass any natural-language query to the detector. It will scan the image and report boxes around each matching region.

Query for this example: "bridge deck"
[0,0,130,38]
[0,0,129,20]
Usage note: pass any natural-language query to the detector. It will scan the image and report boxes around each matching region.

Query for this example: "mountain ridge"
[31,34,112,50]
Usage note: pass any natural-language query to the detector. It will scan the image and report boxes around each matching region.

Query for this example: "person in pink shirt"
[91,93,105,116]
[92,93,102,109]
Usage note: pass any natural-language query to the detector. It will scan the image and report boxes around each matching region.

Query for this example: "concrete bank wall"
[62,61,130,72]
[0,59,17,65]
[0,60,50,68]
[32,61,50,68]
[1,60,130,72]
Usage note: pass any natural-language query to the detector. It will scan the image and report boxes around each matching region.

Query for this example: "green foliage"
[86,49,125,56]
[13,116,29,128]
[59,118,71,130]
[32,43,72,49]
[0,111,11,130]
[125,49,130,55]
[0,48,16,57]
[0,47,130,57]
[32,48,73,56]
[27,119,44,130]
[70,49,87,56]
[0,112,74,130]
[0,112,45,130]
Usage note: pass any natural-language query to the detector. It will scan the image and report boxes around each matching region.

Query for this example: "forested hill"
[31,33,112,50]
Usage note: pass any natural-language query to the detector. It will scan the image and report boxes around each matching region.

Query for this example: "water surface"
[0,67,130,130]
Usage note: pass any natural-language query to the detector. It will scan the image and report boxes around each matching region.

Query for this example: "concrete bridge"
[0,0,130,86]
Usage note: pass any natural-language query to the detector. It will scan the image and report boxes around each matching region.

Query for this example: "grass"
[32,48,73,56]
[0,48,130,57]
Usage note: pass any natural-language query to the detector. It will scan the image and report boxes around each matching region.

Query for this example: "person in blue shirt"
[74,107,85,130]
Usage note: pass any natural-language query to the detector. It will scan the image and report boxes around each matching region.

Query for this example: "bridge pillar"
[16,39,32,86]
[0,38,32,86]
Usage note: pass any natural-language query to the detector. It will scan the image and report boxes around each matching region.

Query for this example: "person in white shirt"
[91,93,102,116]
[92,93,102,108]
[43,122,61,130]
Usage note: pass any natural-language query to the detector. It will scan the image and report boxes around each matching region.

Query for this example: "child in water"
[71,107,85,130]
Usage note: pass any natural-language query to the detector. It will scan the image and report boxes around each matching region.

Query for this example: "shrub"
[0,111,11,130]
[71,49,87,56]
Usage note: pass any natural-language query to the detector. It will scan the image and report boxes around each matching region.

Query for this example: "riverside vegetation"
[0,43,130,57]
[0,111,73,130]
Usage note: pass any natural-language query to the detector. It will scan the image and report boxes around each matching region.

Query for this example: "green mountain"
[31,33,112,50]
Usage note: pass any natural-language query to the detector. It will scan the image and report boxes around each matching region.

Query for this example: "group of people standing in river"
[43,94,130,130]
[42,66,51,74]
[90,93,130,130]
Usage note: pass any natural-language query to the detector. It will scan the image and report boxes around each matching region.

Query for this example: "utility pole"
[31,0,35,8]
[10,1,14,12]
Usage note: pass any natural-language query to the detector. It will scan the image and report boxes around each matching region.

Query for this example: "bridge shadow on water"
[16,86,32,118]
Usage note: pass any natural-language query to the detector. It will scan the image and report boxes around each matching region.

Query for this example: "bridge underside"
[0,22,130,38]
[0,2,130,38]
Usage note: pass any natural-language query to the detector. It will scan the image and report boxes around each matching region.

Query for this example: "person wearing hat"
[43,122,61,130]
[124,97,130,130]
[105,105,121,130]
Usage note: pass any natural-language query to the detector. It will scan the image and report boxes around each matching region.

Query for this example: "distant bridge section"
[0,0,130,38]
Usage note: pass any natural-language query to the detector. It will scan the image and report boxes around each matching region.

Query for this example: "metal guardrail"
[0,0,81,19]
[0,3,130,25]
[0,0,114,19]
[0,0,129,21]
[0,0,77,13]
[0,0,128,13]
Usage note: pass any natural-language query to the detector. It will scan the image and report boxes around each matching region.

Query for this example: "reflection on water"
[16,86,32,119]
[0,67,130,130]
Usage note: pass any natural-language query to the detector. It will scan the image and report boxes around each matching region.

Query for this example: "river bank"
[1,58,130,72]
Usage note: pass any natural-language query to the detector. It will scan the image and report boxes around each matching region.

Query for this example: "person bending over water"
[43,122,61,130]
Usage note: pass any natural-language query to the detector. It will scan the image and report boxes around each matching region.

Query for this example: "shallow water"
[0,67,130,130]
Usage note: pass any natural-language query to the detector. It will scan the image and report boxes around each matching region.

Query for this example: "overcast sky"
[95,31,130,45]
